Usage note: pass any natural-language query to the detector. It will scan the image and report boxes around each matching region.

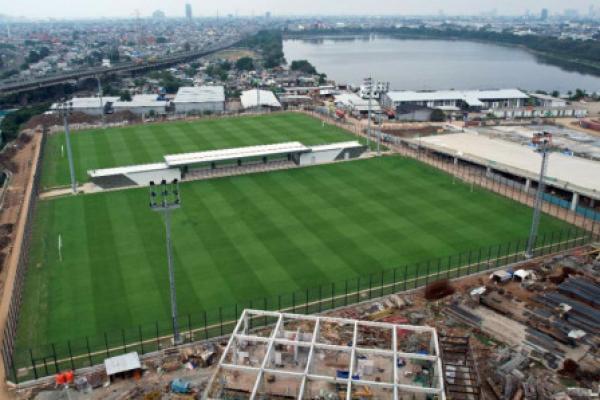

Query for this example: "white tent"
[240,89,282,109]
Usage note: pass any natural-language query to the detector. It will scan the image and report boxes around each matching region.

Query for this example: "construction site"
[9,243,600,400]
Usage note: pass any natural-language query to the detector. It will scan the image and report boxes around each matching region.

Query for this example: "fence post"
[85,337,93,366]
[104,332,110,357]
[139,325,145,354]
[67,341,75,370]
[331,282,335,309]
[403,266,408,291]
[305,289,309,314]
[219,307,223,336]
[51,344,59,373]
[466,250,473,276]
[29,349,37,379]
[436,258,442,280]
[446,256,452,279]
[425,261,431,285]
[344,280,348,306]
[380,271,384,297]
[292,292,296,313]
[203,312,208,340]
[156,321,161,349]
[495,244,502,268]
[392,268,397,293]
[188,314,192,343]
[122,329,127,352]
[357,277,361,303]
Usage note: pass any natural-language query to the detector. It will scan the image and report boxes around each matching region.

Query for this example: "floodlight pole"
[96,75,106,128]
[58,101,77,194]
[525,132,552,258]
[365,77,372,149]
[150,179,182,344]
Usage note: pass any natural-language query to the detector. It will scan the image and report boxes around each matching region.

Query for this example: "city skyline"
[0,0,596,20]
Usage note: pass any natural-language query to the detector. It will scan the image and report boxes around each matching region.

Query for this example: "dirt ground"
[0,129,43,400]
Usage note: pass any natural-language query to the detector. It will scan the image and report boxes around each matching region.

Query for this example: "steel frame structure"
[205,309,446,400]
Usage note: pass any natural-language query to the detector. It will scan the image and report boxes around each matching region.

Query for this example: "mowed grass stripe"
[41,113,358,189]
[19,156,572,351]
[216,177,333,289]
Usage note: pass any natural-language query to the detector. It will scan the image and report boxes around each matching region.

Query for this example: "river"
[283,36,600,93]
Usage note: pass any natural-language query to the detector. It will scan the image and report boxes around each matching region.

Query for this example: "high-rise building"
[185,3,192,21]
[265,11,271,19]
[541,8,549,21]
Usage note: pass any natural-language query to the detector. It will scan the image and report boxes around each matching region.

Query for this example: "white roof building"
[240,89,282,109]
[50,96,120,116]
[173,86,225,114]
[419,132,600,201]
[112,94,168,115]
[383,89,529,111]
[334,93,382,113]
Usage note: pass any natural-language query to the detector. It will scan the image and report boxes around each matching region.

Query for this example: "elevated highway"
[0,38,242,96]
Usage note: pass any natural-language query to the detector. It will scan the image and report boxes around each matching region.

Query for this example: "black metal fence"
[1,132,46,384]
[6,225,594,384]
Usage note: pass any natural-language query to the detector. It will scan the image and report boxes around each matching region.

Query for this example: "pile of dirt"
[382,125,443,138]
[424,279,455,301]
[24,111,142,131]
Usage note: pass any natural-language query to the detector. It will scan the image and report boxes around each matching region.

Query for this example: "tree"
[119,91,132,101]
[235,57,254,71]
[290,60,317,74]
[430,109,446,122]
[551,90,561,98]
[108,46,120,62]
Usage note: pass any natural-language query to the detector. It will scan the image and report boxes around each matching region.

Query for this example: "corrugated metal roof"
[174,86,225,103]
[104,352,141,376]
[51,96,120,110]
[386,89,529,103]
[112,94,168,108]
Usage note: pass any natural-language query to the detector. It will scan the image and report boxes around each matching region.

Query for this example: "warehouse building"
[173,86,225,114]
[335,93,382,116]
[381,89,529,113]
[50,96,119,116]
[111,94,168,116]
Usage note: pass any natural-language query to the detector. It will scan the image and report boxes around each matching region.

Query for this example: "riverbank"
[284,29,600,82]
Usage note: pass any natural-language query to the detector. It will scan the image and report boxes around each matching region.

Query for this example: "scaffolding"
[205,310,446,400]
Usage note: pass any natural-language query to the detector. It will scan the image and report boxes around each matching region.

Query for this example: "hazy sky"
[1,0,595,19]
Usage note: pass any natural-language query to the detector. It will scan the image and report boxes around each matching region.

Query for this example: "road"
[0,37,246,97]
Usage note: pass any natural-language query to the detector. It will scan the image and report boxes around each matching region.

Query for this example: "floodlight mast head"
[532,131,552,151]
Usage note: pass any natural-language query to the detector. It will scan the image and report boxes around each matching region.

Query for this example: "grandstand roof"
[419,132,600,199]
[164,142,308,166]
[173,86,225,103]
[89,162,169,178]
[309,141,363,152]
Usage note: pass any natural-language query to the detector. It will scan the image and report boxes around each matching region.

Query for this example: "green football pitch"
[40,112,359,189]
[18,156,571,354]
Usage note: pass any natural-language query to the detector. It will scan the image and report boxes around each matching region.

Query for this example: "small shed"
[104,352,141,380]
